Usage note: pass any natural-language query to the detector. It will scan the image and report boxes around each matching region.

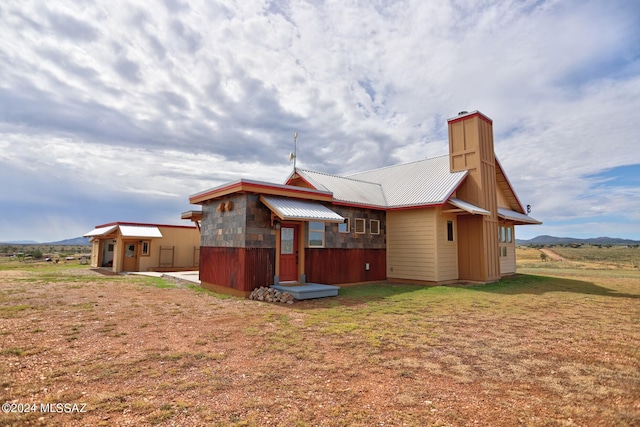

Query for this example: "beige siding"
[387,209,437,281]
[90,240,100,268]
[138,226,200,272]
[113,241,123,273]
[435,209,458,282]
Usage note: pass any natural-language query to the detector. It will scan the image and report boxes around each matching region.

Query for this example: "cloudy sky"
[1,0,639,243]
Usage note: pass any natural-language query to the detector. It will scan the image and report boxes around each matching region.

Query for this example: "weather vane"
[289,132,298,170]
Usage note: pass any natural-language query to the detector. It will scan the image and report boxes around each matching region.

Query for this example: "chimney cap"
[447,110,493,124]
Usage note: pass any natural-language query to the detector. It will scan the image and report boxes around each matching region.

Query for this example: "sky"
[1,0,639,243]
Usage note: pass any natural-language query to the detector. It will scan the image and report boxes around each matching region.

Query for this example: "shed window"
[370,219,380,235]
[355,218,366,234]
[447,221,454,242]
[507,227,512,243]
[309,222,325,247]
[141,241,151,256]
[339,218,350,233]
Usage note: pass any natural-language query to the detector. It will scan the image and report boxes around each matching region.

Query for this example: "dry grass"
[0,260,638,426]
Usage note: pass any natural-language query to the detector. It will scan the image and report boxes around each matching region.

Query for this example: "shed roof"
[260,196,345,223]
[119,225,163,238]
[498,208,542,225]
[83,223,173,239]
[449,198,491,215]
[84,225,118,237]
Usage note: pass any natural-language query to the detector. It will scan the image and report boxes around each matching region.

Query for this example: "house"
[83,222,200,273]
[185,111,540,297]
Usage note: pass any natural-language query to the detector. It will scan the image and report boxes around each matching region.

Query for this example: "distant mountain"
[517,235,640,245]
[45,237,91,245]
[1,237,91,246]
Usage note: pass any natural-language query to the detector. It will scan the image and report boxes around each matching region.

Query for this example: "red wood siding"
[305,248,386,284]
[200,247,275,293]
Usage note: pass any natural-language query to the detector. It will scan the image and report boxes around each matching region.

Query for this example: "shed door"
[279,225,298,282]
[123,241,138,272]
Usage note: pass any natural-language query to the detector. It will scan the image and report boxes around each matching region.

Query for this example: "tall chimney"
[447,111,500,282]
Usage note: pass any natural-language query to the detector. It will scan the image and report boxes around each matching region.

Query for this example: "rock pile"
[249,286,295,304]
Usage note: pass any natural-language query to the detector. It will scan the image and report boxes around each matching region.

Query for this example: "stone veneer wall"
[200,193,275,249]
[322,205,386,249]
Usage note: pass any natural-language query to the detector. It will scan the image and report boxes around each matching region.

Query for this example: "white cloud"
[1,0,639,241]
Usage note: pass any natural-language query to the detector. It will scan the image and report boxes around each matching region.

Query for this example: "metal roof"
[260,196,345,223]
[346,155,467,208]
[449,198,490,215]
[293,170,387,207]
[83,225,117,237]
[498,208,542,225]
[119,225,163,238]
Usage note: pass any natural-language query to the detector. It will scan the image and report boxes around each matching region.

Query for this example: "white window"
[141,241,151,256]
[370,219,380,235]
[339,218,350,233]
[355,218,365,234]
[309,222,325,247]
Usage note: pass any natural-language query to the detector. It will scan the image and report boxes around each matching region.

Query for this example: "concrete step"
[271,283,340,300]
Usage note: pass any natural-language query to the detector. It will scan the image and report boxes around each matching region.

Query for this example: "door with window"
[279,225,298,282]
[123,241,138,272]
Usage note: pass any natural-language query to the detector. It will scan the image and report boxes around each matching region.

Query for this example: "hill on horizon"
[0,237,90,246]
[516,235,640,246]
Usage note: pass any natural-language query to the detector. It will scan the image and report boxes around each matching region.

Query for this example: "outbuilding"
[84,222,200,273]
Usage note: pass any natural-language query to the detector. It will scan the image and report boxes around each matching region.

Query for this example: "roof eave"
[189,179,334,205]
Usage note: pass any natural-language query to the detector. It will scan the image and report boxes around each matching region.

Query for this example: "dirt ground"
[539,248,566,262]
[1,267,638,426]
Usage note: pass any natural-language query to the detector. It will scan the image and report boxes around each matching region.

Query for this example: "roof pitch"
[294,155,467,209]
[293,170,387,207]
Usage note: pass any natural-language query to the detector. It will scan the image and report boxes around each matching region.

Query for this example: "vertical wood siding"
[200,246,275,292]
[305,248,386,284]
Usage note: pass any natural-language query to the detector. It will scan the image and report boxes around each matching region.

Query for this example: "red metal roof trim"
[94,221,197,230]
[446,110,493,125]
[189,179,334,205]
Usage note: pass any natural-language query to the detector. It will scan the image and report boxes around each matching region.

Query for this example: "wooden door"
[123,241,138,272]
[279,225,298,282]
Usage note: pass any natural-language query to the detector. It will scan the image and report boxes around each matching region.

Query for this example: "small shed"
[84,222,200,273]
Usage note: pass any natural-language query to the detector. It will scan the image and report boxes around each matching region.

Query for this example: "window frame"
[338,218,350,233]
[141,240,151,257]
[370,219,380,235]
[447,220,454,242]
[354,218,366,234]
[308,221,325,248]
